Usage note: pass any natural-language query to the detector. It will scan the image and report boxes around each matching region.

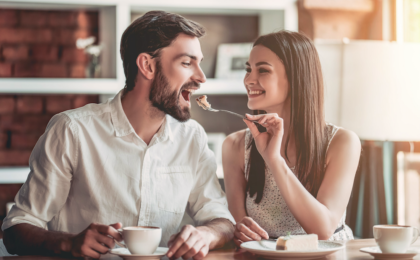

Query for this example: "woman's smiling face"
[244,45,290,112]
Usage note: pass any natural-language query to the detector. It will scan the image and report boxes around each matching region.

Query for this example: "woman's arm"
[271,129,360,239]
[222,130,247,222]
[222,130,268,246]
[244,114,361,239]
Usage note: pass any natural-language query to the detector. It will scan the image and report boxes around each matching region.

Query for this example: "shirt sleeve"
[1,113,77,231]
[186,125,236,226]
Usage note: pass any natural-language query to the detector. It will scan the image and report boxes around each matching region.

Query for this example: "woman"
[222,31,361,246]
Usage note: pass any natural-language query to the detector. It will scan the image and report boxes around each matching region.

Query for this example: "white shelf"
[0,78,123,94]
[0,78,246,94]
[0,0,297,95]
[0,167,30,184]
[0,0,296,10]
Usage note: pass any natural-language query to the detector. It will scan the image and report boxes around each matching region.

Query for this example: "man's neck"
[121,88,166,145]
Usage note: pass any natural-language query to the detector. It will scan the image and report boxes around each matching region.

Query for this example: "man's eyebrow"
[173,53,204,62]
[245,61,272,67]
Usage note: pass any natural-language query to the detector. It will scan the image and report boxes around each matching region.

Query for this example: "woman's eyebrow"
[256,61,272,66]
[245,61,272,67]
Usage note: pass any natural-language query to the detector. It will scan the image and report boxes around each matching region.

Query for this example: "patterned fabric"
[244,124,354,241]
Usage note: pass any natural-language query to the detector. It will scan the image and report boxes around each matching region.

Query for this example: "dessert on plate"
[276,233,318,251]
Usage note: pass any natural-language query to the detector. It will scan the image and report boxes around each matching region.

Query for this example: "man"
[2,11,235,259]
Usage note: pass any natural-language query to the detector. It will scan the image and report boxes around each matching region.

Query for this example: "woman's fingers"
[236,223,262,241]
[233,238,243,248]
[234,230,255,242]
[242,217,269,239]
[243,118,261,138]
[246,113,282,129]
[245,114,265,120]
[246,113,278,121]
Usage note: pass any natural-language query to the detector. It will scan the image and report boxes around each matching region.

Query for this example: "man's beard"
[149,62,198,122]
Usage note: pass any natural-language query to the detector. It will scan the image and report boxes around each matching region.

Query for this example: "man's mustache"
[181,81,200,90]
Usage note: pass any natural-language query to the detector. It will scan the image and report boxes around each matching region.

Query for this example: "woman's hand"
[233,217,269,247]
[243,113,284,163]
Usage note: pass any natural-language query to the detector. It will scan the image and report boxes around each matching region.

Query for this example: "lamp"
[339,41,420,141]
[316,40,420,238]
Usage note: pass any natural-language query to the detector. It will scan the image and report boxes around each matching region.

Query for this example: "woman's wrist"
[265,156,287,173]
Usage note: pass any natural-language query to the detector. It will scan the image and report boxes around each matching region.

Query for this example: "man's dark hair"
[120,11,206,91]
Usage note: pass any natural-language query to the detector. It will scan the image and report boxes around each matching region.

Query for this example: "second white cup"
[373,225,419,253]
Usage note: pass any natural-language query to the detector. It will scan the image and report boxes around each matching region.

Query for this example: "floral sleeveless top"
[244,124,354,241]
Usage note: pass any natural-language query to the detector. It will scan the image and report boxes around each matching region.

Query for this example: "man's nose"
[193,66,206,84]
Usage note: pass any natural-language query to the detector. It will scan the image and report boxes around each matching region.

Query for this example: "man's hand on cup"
[233,217,269,247]
[166,224,211,260]
[67,222,123,259]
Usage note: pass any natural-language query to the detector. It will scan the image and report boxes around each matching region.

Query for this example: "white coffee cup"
[373,225,419,253]
[115,226,162,255]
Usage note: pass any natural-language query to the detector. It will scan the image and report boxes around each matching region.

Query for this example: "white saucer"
[360,246,419,259]
[241,240,344,259]
[109,247,168,260]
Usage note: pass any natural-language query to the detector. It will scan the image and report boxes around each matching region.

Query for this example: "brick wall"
[0,94,99,237]
[0,8,98,78]
[0,8,100,236]
[0,94,99,165]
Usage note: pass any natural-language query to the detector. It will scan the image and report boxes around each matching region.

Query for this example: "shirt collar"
[110,89,174,142]
[155,115,174,143]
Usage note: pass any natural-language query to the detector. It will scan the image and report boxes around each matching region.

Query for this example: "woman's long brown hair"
[246,31,328,203]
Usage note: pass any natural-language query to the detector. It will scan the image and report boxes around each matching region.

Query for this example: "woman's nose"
[244,71,257,86]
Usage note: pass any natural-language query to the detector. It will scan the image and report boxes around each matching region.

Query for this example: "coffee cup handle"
[114,228,127,248]
[411,227,420,244]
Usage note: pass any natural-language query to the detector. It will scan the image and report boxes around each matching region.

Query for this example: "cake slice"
[196,95,211,109]
[276,234,318,251]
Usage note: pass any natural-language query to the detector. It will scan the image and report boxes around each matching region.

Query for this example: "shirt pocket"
[156,166,193,213]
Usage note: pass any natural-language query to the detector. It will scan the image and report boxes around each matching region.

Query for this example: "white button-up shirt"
[2,90,234,246]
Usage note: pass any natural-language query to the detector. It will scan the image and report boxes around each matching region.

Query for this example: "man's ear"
[136,53,156,80]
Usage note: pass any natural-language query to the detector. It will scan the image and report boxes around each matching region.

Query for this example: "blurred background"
[0,0,419,239]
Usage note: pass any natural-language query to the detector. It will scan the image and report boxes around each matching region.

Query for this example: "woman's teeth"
[249,90,264,95]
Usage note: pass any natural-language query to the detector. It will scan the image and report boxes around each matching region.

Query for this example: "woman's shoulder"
[222,129,248,173]
[223,129,248,152]
[331,127,360,146]
[326,126,361,162]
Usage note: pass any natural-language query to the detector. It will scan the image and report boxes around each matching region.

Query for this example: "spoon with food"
[196,95,265,129]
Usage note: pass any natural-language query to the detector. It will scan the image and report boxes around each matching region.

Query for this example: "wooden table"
[1,239,420,259]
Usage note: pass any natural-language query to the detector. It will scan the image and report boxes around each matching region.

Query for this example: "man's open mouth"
[181,89,196,102]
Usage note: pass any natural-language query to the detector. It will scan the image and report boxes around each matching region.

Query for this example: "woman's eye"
[259,68,269,73]
[182,62,191,66]
[245,68,251,73]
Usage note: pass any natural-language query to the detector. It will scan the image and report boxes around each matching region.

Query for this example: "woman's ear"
[136,53,156,80]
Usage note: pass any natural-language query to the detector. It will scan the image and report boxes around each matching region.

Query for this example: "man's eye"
[245,68,251,73]
[182,62,191,66]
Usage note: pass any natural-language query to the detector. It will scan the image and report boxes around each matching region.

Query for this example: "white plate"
[109,247,168,260]
[241,240,344,260]
[360,246,419,259]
